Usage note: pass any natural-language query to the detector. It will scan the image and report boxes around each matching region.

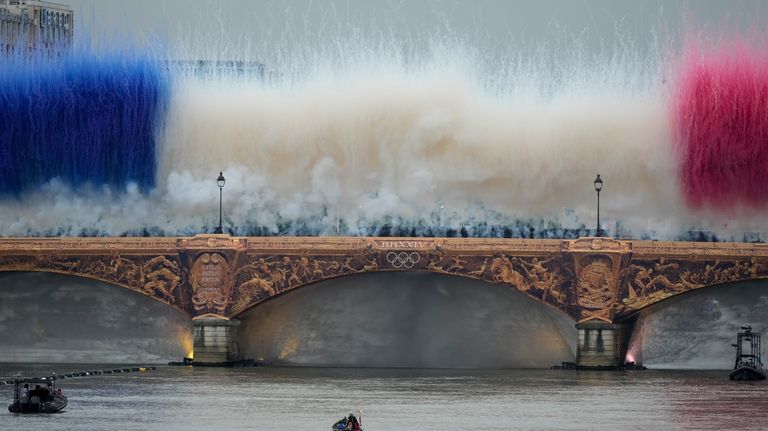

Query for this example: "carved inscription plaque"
[190,253,231,314]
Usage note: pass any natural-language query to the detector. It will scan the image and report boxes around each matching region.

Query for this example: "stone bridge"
[1,235,767,367]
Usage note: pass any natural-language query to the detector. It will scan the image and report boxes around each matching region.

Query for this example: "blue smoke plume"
[0,48,169,195]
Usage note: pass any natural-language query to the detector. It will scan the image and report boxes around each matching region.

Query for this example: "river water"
[2,364,768,431]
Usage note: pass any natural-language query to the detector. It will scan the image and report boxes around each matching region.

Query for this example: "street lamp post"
[594,174,603,237]
[215,172,225,234]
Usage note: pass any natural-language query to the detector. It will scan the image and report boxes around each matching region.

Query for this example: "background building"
[1,0,72,53]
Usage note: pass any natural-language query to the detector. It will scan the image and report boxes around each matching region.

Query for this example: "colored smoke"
[674,38,768,209]
[1,24,768,239]
[0,48,168,195]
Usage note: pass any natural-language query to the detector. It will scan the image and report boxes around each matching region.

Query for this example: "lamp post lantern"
[215,171,225,234]
[594,174,603,237]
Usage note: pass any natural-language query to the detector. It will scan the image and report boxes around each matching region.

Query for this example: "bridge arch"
[0,271,192,363]
[233,270,577,368]
[231,267,578,322]
[0,252,186,314]
[0,267,185,312]
[614,255,768,321]
[616,276,768,321]
[228,244,581,318]
[621,278,768,369]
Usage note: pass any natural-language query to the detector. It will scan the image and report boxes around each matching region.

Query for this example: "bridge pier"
[192,317,241,365]
[575,320,630,370]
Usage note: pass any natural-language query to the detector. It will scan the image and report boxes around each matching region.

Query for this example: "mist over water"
[627,280,768,370]
[0,272,191,363]
[237,272,576,368]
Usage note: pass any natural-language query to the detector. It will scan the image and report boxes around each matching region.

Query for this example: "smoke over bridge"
[2,25,768,240]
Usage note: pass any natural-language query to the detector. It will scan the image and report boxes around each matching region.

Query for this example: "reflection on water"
[2,364,768,431]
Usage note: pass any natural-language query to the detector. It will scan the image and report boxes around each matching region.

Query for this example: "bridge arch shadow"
[623,278,768,369]
[231,262,577,322]
[0,271,192,363]
[233,271,576,368]
[616,275,768,322]
[0,268,188,314]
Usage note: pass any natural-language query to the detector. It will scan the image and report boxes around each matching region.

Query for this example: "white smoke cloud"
[156,54,685,236]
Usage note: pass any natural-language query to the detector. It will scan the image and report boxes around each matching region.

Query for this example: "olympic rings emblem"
[386,251,421,269]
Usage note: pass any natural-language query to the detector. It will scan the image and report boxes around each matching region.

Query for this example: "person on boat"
[20,384,29,404]
[350,416,361,431]
[334,416,348,430]
[347,414,360,431]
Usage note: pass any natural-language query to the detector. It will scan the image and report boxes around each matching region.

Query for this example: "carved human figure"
[543,273,566,305]
[108,255,137,284]
[340,257,358,273]
[362,255,379,272]
[490,255,529,292]
[700,261,719,284]
[468,258,489,277]
[446,256,464,273]
[748,257,767,279]
[311,260,325,279]
[239,275,275,300]
[628,265,654,296]
[521,257,554,288]
[426,253,445,272]
[295,257,310,280]
[653,257,679,273]
[142,256,180,300]
[144,266,180,300]
[281,257,302,285]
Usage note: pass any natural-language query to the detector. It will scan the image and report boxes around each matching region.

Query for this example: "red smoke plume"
[674,38,768,209]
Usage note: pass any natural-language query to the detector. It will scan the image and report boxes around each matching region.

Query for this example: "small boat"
[729,326,766,381]
[331,411,364,430]
[7,377,68,413]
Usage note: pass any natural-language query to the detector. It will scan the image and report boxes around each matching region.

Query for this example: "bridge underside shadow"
[0,272,192,363]
[235,271,576,369]
[625,279,768,370]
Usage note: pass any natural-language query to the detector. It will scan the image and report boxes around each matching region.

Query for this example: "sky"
[64,0,764,61]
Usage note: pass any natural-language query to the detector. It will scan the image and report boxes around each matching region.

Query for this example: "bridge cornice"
[0,237,180,254]
[4,236,766,257]
[629,240,768,259]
